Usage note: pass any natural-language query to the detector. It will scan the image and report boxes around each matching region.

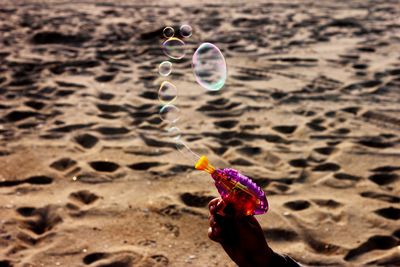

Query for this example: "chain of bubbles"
[158,25,192,143]
[158,25,227,161]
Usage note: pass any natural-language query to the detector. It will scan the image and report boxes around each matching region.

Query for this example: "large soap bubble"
[192,42,227,91]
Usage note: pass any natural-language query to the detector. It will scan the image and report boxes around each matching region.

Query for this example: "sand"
[0,0,399,266]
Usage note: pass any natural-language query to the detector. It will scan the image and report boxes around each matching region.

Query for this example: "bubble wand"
[194,155,268,216]
[176,140,268,216]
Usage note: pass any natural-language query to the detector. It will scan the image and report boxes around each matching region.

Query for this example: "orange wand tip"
[195,155,215,174]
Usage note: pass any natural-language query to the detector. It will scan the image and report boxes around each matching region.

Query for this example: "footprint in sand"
[163,223,180,237]
[288,158,308,168]
[89,161,120,173]
[213,119,239,129]
[344,235,399,261]
[66,190,101,215]
[50,157,77,172]
[312,162,341,172]
[370,165,400,172]
[306,118,327,132]
[140,254,169,267]
[128,162,164,171]
[74,133,99,149]
[357,136,394,149]
[333,172,361,182]
[313,146,336,156]
[272,125,297,135]
[14,205,62,248]
[82,250,142,266]
[312,199,343,209]
[263,227,299,242]
[16,205,62,235]
[180,192,215,208]
[283,200,311,211]
[96,103,124,114]
[360,191,400,204]
[0,175,53,187]
[69,190,100,205]
[5,110,40,122]
[368,173,399,186]
[24,100,46,110]
[374,207,400,220]
[95,126,130,136]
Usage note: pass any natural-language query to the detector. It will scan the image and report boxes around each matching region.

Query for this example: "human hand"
[208,197,273,267]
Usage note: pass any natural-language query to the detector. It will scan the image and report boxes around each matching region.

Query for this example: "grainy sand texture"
[0,0,400,266]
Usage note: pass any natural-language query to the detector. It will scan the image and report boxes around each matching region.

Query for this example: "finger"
[208,198,220,209]
[215,199,226,215]
[208,227,217,241]
[210,204,216,215]
[209,198,222,215]
[208,226,222,242]
[214,225,221,237]
[209,214,217,227]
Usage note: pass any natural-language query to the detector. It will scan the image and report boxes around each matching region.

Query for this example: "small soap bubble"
[162,37,186,60]
[180,25,192,38]
[192,42,227,91]
[159,61,172,76]
[163,26,174,38]
[165,126,181,141]
[159,104,180,123]
[158,81,177,104]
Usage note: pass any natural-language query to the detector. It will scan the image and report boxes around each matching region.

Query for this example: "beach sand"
[0,0,399,266]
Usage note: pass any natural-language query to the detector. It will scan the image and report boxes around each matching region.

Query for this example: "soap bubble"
[165,126,181,141]
[162,37,186,60]
[192,42,227,91]
[180,25,192,38]
[159,104,180,123]
[159,61,172,76]
[163,27,174,38]
[158,81,177,104]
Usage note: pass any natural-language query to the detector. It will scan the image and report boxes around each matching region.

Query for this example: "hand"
[208,198,273,267]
